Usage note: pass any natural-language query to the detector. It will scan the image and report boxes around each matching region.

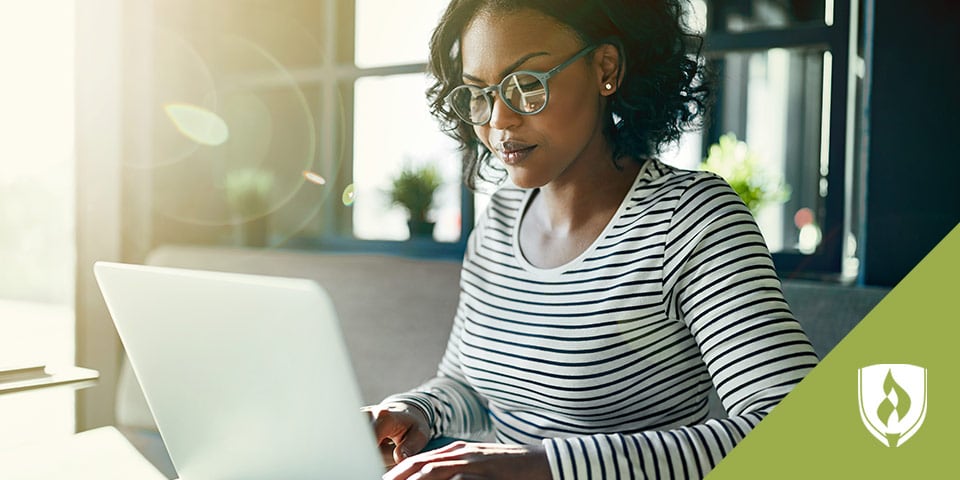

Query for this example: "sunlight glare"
[302,170,327,185]
[342,183,356,206]
[163,103,230,146]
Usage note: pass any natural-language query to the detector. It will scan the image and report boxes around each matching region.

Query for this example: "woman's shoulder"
[489,181,529,204]
[632,158,736,206]
[643,157,727,187]
[476,182,530,224]
[639,159,755,244]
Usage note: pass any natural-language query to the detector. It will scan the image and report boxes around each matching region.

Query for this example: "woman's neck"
[530,155,643,235]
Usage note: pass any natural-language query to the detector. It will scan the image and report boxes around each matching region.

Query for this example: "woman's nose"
[487,92,521,130]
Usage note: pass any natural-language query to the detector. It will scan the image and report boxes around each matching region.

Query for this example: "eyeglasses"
[445,45,596,126]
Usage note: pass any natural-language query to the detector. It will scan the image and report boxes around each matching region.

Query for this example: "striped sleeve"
[382,229,494,441]
[541,174,818,479]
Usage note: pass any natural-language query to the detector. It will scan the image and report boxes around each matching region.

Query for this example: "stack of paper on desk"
[0,364,99,395]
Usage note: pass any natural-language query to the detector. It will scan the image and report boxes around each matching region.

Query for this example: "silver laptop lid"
[94,261,383,480]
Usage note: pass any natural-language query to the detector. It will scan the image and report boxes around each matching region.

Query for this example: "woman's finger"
[450,474,487,480]
[393,425,431,463]
[380,438,399,468]
[389,459,471,480]
[386,443,484,480]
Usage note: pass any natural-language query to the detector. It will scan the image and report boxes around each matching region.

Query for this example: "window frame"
[701,0,858,279]
[287,0,473,258]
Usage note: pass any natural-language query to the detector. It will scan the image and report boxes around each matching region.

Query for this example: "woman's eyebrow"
[462,51,550,83]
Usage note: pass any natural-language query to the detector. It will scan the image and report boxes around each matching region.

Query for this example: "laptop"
[94,261,384,480]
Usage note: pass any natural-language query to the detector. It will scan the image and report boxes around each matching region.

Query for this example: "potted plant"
[224,167,274,247]
[388,163,442,238]
[700,133,790,214]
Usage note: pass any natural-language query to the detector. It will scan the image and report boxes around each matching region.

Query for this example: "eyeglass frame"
[444,45,597,126]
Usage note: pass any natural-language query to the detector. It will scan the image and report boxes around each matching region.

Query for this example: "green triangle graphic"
[708,224,960,478]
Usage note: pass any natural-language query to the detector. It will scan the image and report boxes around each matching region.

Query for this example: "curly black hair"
[426,0,711,190]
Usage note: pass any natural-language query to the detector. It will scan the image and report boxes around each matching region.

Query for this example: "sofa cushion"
[781,279,890,359]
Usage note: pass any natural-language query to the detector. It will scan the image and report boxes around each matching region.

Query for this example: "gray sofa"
[115,245,890,478]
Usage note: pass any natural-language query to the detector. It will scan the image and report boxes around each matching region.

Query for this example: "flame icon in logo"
[858,364,927,447]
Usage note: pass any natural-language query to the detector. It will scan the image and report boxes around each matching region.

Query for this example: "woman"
[368,1,818,478]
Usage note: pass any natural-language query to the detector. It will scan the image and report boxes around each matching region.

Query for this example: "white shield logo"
[858,364,927,447]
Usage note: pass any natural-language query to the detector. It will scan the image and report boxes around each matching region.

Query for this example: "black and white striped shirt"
[387,158,818,479]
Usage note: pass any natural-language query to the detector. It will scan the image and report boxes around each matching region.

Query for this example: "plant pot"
[236,216,268,247]
[407,220,435,238]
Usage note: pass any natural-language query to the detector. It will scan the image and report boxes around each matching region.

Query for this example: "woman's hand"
[383,441,552,480]
[363,402,433,468]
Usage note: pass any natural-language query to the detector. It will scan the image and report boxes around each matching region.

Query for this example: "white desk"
[0,426,169,479]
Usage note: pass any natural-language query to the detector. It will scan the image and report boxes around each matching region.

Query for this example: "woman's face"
[460,8,609,189]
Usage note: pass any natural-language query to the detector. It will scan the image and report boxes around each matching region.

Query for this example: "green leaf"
[700,133,790,214]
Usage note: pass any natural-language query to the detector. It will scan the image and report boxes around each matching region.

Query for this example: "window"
[0,2,76,447]
[346,0,466,249]
[145,0,861,273]
[695,0,861,278]
[352,73,461,243]
[148,0,468,257]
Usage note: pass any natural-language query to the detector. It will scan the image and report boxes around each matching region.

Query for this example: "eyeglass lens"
[450,72,547,124]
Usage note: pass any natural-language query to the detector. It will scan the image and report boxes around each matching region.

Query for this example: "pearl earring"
[605,83,613,90]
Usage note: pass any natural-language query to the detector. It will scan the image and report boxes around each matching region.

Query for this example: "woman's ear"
[593,43,622,97]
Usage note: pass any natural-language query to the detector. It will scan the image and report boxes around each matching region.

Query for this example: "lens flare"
[342,184,356,206]
[163,103,229,146]
[798,224,821,254]
[794,207,814,228]
[302,170,326,185]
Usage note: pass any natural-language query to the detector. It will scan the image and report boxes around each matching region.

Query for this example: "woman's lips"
[496,141,537,165]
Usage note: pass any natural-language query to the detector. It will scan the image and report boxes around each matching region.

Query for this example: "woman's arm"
[541,174,819,479]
